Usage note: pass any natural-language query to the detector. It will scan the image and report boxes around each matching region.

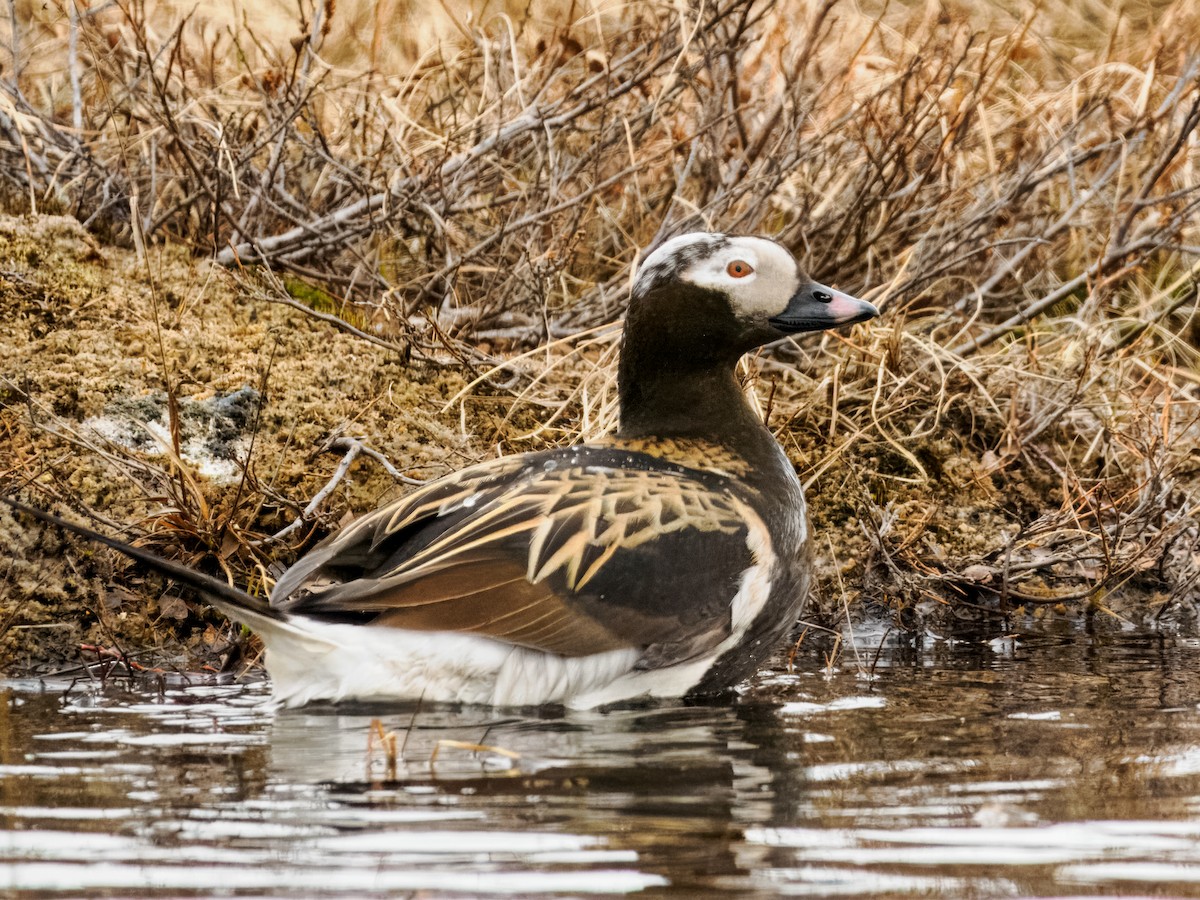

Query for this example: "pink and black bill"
[769,282,879,333]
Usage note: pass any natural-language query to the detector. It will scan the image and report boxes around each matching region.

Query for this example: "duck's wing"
[271,447,768,666]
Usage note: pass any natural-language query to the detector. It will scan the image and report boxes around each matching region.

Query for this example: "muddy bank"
[0,216,1194,676]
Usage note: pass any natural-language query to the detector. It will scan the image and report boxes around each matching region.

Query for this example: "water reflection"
[2,627,1200,896]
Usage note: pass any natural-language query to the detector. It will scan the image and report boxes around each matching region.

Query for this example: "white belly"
[261,617,649,707]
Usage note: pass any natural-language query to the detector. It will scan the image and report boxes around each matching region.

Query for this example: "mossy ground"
[0,215,518,672]
[4,213,1188,678]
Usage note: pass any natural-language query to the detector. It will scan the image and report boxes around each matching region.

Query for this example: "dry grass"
[2,0,1200,650]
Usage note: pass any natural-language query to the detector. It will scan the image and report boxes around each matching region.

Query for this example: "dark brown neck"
[615,282,792,467]
[617,361,746,432]
[616,334,780,465]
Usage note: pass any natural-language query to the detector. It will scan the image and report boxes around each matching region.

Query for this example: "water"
[3,624,1200,898]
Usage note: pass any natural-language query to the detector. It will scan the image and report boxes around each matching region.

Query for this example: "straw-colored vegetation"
[2,0,1199,673]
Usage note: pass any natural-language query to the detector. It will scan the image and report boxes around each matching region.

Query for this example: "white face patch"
[634,233,804,320]
[678,236,802,318]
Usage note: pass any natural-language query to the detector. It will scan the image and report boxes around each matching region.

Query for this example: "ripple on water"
[2,628,1200,897]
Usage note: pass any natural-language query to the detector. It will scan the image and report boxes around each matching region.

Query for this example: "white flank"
[731,506,775,634]
[255,616,643,708]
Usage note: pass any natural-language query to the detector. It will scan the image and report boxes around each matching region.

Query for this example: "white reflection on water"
[0,861,665,894]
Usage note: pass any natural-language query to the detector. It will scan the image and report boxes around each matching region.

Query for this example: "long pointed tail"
[2,495,284,630]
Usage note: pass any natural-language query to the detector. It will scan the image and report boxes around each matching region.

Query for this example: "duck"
[6,232,878,708]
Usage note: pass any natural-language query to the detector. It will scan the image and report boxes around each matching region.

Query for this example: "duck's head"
[628,233,879,362]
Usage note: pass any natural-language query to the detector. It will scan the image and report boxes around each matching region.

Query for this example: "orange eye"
[726,260,754,278]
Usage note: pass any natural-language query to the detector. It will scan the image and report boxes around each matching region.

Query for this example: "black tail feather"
[2,495,281,623]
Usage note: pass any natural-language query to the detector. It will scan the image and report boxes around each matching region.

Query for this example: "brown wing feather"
[369,559,632,655]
